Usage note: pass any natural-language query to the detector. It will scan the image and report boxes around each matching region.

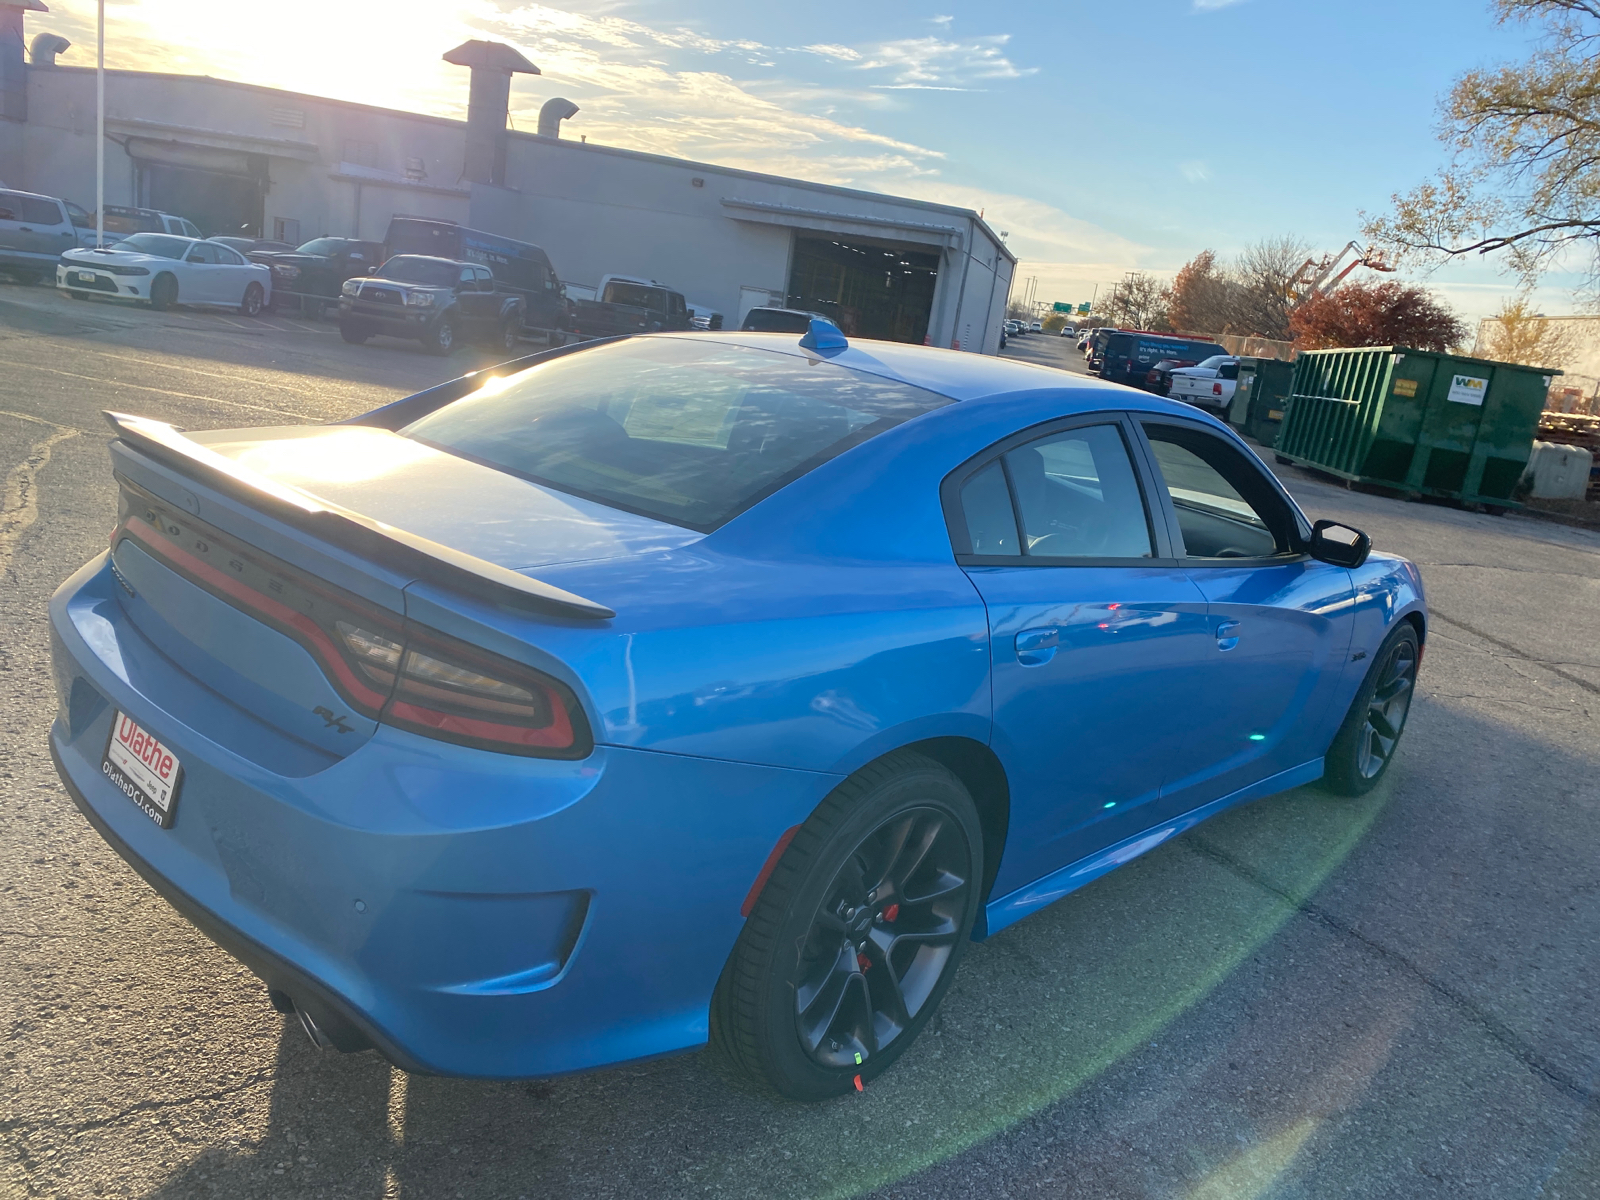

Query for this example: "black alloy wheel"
[239,282,265,317]
[712,751,983,1100]
[793,806,973,1071]
[1323,622,1419,796]
[148,273,177,311]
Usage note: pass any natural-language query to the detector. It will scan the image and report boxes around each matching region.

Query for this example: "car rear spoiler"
[103,411,616,621]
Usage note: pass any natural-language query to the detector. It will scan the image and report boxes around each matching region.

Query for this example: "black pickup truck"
[569,277,693,340]
[336,255,525,355]
[250,237,387,316]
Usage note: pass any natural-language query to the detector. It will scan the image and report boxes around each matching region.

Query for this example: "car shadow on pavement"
[126,692,1599,1200]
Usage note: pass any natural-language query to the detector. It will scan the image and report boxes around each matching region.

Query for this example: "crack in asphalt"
[0,1069,278,1139]
[1183,835,1598,1110]
[0,424,79,580]
[1430,611,1600,698]
[1415,560,1600,581]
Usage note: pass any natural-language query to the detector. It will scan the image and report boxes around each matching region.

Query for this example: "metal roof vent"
[29,31,69,66]
[538,97,578,139]
[442,40,538,187]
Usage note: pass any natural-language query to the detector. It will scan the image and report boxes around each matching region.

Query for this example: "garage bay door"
[786,235,939,344]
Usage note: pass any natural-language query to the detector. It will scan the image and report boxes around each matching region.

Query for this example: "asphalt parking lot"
[1,292,1596,1199]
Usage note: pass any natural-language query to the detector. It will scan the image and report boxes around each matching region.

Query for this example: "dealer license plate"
[102,711,183,828]
[71,271,97,285]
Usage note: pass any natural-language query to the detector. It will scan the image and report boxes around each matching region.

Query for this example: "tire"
[7,269,40,286]
[1274,454,1294,466]
[339,320,369,344]
[239,282,265,317]
[1321,622,1420,796]
[424,317,457,356]
[501,320,521,353]
[712,750,983,1100]
[148,273,178,311]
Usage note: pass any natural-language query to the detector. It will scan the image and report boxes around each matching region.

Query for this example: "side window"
[956,423,1153,560]
[20,196,64,225]
[185,242,218,264]
[215,245,245,265]
[0,192,20,220]
[1142,424,1291,559]
[476,267,496,292]
[458,267,475,288]
[1219,361,1240,381]
[959,462,1020,556]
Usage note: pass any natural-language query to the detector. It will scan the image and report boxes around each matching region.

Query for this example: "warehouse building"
[0,10,1014,351]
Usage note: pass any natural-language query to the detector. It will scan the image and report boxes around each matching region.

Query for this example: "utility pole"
[95,0,104,247]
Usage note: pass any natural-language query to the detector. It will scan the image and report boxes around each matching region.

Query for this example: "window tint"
[0,193,19,220]
[1143,426,1285,559]
[185,242,219,264]
[1004,424,1152,558]
[214,245,245,265]
[404,337,951,531]
[959,461,1020,555]
[19,196,63,224]
[1219,361,1240,381]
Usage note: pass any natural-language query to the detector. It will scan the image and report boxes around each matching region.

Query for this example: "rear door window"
[404,337,952,531]
[18,196,63,225]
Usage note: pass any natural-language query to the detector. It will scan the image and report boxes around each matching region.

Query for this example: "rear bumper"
[49,555,836,1078]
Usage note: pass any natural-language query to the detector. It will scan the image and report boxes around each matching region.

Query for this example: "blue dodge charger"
[48,323,1424,1100]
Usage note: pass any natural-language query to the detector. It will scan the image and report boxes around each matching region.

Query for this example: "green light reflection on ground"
[698,786,1389,1200]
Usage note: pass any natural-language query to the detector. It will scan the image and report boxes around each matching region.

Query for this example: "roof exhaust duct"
[1,0,49,125]
[29,31,68,66]
[537,97,578,139]
[442,39,538,187]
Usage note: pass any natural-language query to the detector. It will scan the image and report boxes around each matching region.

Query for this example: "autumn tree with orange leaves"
[1288,280,1467,352]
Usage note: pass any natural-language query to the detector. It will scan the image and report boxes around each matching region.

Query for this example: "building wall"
[13,61,1014,351]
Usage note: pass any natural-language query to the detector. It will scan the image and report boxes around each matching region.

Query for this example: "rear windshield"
[742,308,813,333]
[374,257,458,286]
[104,208,163,234]
[604,282,668,311]
[115,233,189,259]
[295,238,345,256]
[404,337,951,530]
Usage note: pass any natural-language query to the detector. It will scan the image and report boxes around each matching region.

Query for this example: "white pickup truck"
[1168,355,1241,412]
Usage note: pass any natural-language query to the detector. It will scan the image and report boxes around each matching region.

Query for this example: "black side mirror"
[1308,520,1372,568]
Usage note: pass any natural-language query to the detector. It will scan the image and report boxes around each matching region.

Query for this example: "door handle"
[1216,620,1241,652]
[1015,625,1060,666]
[18,226,32,232]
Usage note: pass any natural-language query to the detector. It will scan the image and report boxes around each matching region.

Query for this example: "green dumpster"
[1228,357,1295,448]
[1275,346,1559,508]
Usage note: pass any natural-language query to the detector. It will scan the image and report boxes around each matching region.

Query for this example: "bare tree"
[1166,237,1309,338]
[1364,1,1600,295]
[1098,273,1172,330]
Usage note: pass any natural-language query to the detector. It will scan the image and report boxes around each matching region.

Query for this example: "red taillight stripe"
[121,515,391,712]
[740,824,801,918]
[386,698,573,748]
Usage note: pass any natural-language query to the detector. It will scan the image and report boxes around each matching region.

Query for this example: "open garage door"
[785,235,939,344]
[129,139,268,238]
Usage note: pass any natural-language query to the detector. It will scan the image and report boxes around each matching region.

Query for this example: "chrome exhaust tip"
[296,1005,335,1051]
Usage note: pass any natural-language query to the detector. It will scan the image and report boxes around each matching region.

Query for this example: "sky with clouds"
[21,0,1576,321]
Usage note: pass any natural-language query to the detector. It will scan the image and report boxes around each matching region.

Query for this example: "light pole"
[95,0,103,247]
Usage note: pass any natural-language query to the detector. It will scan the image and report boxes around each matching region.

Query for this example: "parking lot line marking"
[0,408,75,431]
[70,348,317,396]
[0,358,311,421]
[212,316,250,330]
[0,425,78,576]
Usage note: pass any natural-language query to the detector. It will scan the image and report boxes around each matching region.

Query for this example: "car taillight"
[115,485,589,758]
[1214,382,1223,395]
[381,627,580,755]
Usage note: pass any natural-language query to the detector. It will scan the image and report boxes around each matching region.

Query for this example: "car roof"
[656,331,1180,406]
[387,254,470,267]
[0,187,62,201]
